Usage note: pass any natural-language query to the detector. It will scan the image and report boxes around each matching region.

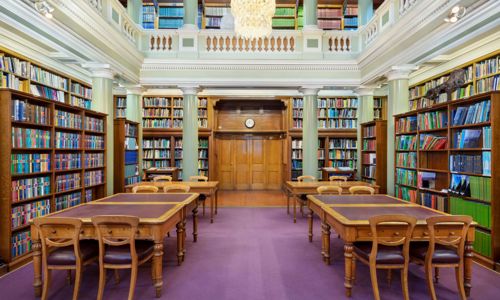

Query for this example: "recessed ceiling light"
[450,16,458,23]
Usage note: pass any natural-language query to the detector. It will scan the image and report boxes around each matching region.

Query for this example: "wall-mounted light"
[444,5,466,23]
[34,0,54,19]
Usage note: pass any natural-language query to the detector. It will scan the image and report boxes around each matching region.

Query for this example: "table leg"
[464,241,473,296]
[344,243,354,297]
[32,239,42,297]
[293,197,297,223]
[215,189,218,215]
[287,192,290,215]
[192,205,198,242]
[210,193,215,224]
[153,241,164,298]
[182,218,187,262]
[308,208,313,242]
[322,222,331,265]
[176,222,184,266]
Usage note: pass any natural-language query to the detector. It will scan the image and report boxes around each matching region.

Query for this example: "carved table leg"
[210,193,215,223]
[192,206,198,242]
[182,218,187,261]
[32,239,42,297]
[293,197,297,223]
[464,241,473,296]
[322,222,331,265]
[176,222,184,266]
[153,241,164,298]
[308,208,313,242]
[215,190,218,215]
[344,242,354,297]
[287,192,290,215]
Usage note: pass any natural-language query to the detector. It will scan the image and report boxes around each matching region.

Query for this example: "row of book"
[452,129,482,149]
[158,7,184,17]
[125,164,139,178]
[417,171,437,189]
[199,149,208,159]
[199,138,209,148]
[344,5,358,15]
[363,125,375,137]
[473,229,491,258]
[476,55,498,78]
[125,175,141,186]
[85,116,104,132]
[396,135,417,151]
[396,184,417,202]
[125,137,138,150]
[452,100,490,125]
[143,108,170,117]
[11,199,50,229]
[55,153,81,170]
[329,139,357,149]
[85,170,104,186]
[1,72,30,92]
[71,82,92,99]
[144,149,170,159]
[396,152,417,168]
[272,18,295,27]
[317,108,357,118]
[198,160,209,169]
[30,84,65,102]
[291,160,303,170]
[318,149,325,159]
[450,153,489,175]
[396,168,417,187]
[55,110,82,129]
[450,197,490,229]
[205,6,229,16]
[11,99,50,124]
[70,96,91,110]
[396,116,417,133]
[419,192,446,212]
[362,165,376,179]
[159,18,184,29]
[198,119,208,128]
[55,191,81,211]
[125,123,137,137]
[329,149,357,159]
[419,134,447,150]
[11,230,31,258]
[363,153,376,165]
[174,149,183,159]
[143,119,183,128]
[318,8,342,18]
[477,75,500,93]
[318,119,357,128]
[0,54,29,77]
[173,109,184,117]
[12,176,51,202]
[318,19,341,29]
[418,111,448,130]
[30,65,68,91]
[125,151,138,164]
[84,135,104,149]
[198,109,207,117]
[115,97,126,118]
[86,153,104,168]
[55,132,80,149]
[55,173,81,192]
[344,17,358,27]
[11,153,51,174]
[363,140,376,151]
[449,174,491,202]
[292,119,303,128]
[327,160,356,168]
[450,85,474,101]
[12,128,51,149]
[316,98,358,108]
[144,97,175,107]
[275,7,295,16]
[143,138,170,149]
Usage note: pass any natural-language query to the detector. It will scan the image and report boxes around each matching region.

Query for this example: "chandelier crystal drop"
[231,0,276,40]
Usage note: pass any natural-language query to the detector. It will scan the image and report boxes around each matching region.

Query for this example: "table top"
[322,167,356,173]
[144,168,178,173]
[96,193,198,203]
[285,180,378,189]
[125,181,219,189]
[309,194,404,205]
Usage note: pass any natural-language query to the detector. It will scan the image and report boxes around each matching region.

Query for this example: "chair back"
[132,185,159,193]
[349,186,375,195]
[317,185,343,195]
[297,175,316,182]
[91,215,140,265]
[189,175,208,182]
[425,215,472,264]
[329,176,348,182]
[152,175,172,182]
[368,215,417,264]
[163,184,191,193]
[34,217,83,265]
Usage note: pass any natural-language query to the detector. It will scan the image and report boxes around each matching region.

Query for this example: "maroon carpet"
[1,207,499,299]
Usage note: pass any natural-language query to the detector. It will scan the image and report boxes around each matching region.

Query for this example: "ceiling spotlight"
[34,0,54,19]
[444,5,466,23]
[451,6,460,14]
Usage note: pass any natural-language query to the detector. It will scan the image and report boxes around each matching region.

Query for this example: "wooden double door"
[216,136,283,190]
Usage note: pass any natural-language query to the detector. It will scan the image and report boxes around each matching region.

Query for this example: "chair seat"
[103,240,154,264]
[47,240,98,266]
[410,242,460,264]
[353,242,405,264]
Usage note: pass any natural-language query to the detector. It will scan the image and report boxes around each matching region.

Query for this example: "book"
[453,129,481,148]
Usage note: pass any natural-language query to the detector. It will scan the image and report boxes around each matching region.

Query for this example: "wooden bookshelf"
[361,120,387,193]
[114,95,127,118]
[114,119,140,193]
[408,50,499,111]
[373,96,387,120]
[142,1,156,29]
[0,88,107,270]
[202,0,231,29]
[317,2,343,30]
[273,0,298,30]
[394,91,500,268]
[342,0,358,31]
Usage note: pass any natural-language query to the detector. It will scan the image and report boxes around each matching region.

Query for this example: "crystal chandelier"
[231,0,276,40]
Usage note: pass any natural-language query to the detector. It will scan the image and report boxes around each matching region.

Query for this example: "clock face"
[245,118,255,128]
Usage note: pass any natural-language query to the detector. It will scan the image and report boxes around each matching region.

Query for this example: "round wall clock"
[245,118,255,128]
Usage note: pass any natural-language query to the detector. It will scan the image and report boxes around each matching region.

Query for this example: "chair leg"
[167,232,170,238]
[128,267,138,300]
[72,269,82,300]
[202,201,205,216]
[151,260,156,285]
[351,257,357,285]
[401,266,410,300]
[425,264,438,300]
[387,269,392,286]
[369,266,381,300]
[114,269,121,284]
[97,266,106,300]
[66,269,72,285]
[41,269,52,300]
[434,267,440,283]
[455,265,467,300]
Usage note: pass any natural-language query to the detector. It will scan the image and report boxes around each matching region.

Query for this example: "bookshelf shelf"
[361,120,387,192]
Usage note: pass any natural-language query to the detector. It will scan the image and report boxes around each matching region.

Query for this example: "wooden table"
[31,193,199,298]
[306,194,476,297]
[284,181,380,222]
[125,181,219,223]
[143,167,179,181]
[321,167,357,180]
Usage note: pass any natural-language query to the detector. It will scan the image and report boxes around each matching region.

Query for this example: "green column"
[126,87,143,179]
[358,0,374,26]
[356,88,375,178]
[183,0,198,28]
[301,88,320,179]
[127,0,142,24]
[88,66,114,196]
[386,67,414,195]
[180,86,199,181]
[304,0,318,28]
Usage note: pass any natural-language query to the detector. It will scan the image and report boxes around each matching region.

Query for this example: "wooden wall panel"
[216,111,283,131]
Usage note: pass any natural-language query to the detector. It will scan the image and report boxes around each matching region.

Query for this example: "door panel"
[217,138,234,190]
[265,139,282,190]
[234,139,251,190]
[251,139,265,190]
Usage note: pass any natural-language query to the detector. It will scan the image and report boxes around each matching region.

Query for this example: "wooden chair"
[317,185,343,195]
[329,175,348,182]
[349,186,375,195]
[410,215,472,300]
[295,175,317,217]
[297,175,316,182]
[92,216,155,300]
[352,215,417,300]
[189,175,208,216]
[152,175,172,182]
[163,184,190,193]
[131,185,159,193]
[34,217,98,300]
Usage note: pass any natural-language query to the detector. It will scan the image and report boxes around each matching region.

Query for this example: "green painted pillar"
[301,88,320,179]
[183,0,198,29]
[356,88,375,178]
[127,0,142,24]
[126,87,143,179]
[386,66,415,195]
[304,0,318,28]
[180,86,199,181]
[358,0,374,26]
[87,65,114,196]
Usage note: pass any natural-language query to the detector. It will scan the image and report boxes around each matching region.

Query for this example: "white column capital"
[300,86,323,96]
[179,85,201,95]
[355,85,378,96]
[386,65,418,81]
[82,62,115,79]
[124,84,144,95]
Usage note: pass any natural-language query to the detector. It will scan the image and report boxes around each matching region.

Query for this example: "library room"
[0,0,499,299]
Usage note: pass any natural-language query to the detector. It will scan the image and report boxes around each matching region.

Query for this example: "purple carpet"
[1,208,500,299]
